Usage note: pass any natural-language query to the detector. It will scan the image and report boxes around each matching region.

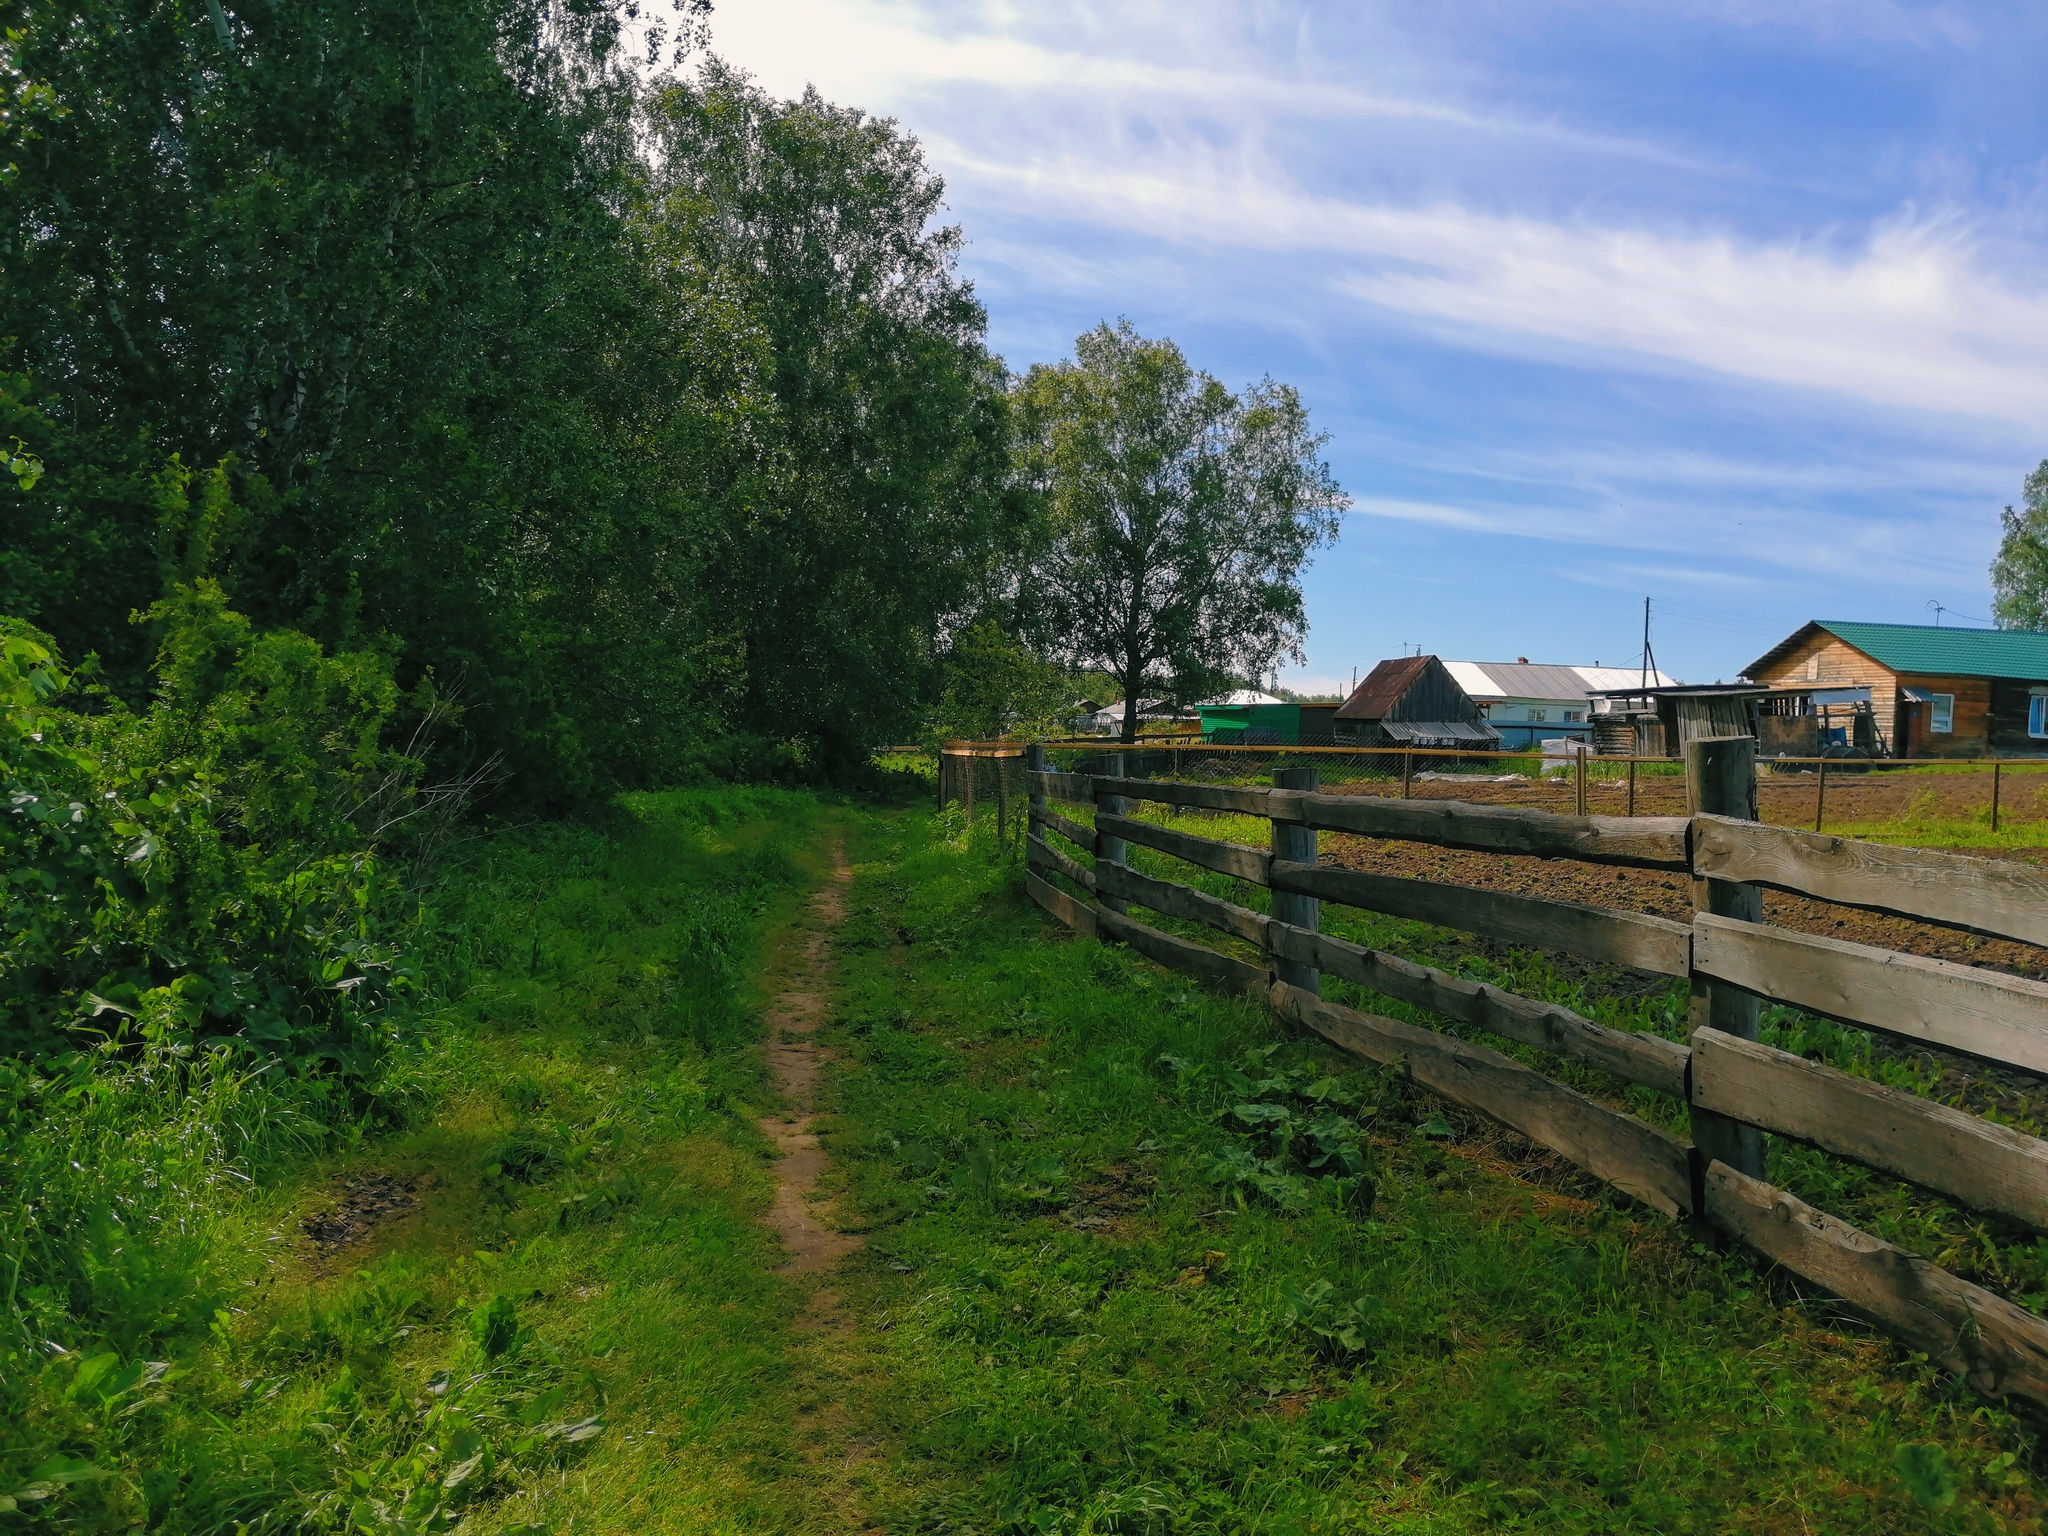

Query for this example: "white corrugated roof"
[1444,660,1679,702]
[1195,689,1285,706]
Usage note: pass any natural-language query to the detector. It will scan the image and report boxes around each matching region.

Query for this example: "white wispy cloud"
[699,3,2048,427]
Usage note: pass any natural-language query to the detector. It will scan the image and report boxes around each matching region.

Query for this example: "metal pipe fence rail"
[1018,736,2048,1410]
[939,738,2048,835]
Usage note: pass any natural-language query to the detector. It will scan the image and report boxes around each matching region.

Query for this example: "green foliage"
[925,619,1074,745]
[1992,460,2048,631]
[1012,320,1348,739]
[0,608,420,1063]
[1,5,1022,795]
[0,786,817,1532]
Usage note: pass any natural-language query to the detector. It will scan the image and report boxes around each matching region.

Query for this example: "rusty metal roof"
[1335,655,1434,720]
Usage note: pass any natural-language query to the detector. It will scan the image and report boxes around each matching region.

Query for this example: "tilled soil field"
[1315,828,2048,1126]
[1292,765,2048,826]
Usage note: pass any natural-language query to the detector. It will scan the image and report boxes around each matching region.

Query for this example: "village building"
[1441,659,1680,750]
[1333,656,1501,748]
[1741,620,2048,759]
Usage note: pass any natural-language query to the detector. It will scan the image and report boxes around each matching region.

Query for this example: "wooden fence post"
[1993,758,2003,833]
[1096,754,1130,915]
[996,748,1010,851]
[1272,766,1319,996]
[1686,734,1767,1193]
[1626,756,1637,818]
[1401,748,1413,799]
[1814,756,1826,833]
[1576,745,1588,817]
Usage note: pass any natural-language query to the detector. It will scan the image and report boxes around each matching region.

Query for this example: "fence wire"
[934,738,2048,837]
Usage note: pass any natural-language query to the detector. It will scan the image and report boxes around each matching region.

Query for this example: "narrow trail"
[758,831,862,1274]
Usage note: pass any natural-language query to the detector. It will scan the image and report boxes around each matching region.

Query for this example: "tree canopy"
[1992,461,2048,632]
[1012,321,1347,741]
[0,4,1023,796]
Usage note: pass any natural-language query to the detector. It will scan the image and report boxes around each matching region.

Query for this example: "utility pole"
[1640,597,1659,691]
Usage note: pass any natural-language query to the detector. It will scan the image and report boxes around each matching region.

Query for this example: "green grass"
[2,786,832,1533]
[17,782,2048,1533]
[815,806,2048,1533]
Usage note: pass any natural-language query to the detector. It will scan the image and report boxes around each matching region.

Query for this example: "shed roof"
[1380,719,1500,745]
[1195,689,1285,707]
[1745,621,2048,683]
[1444,660,1679,701]
[1336,655,1433,720]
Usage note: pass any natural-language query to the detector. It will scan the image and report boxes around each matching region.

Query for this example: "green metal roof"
[1816,621,2048,681]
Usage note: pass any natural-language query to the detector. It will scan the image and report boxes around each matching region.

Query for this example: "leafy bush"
[0,596,425,1066]
[1172,1045,1381,1213]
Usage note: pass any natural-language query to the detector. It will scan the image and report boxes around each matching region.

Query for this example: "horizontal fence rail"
[1014,738,2048,1410]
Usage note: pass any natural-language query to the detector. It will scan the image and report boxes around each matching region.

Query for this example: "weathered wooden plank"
[1270,860,1693,977]
[1096,906,1268,996]
[1282,792,1689,870]
[1704,1160,2048,1406]
[1096,813,1273,886]
[1024,868,1096,939]
[1111,778,1295,819]
[1027,769,1096,806]
[1273,982,1692,1216]
[1096,861,1271,949]
[1691,912,2048,1075]
[1028,803,1094,853]
[1026,832,1094,892]
[1693,814,2048,948]
[1268,921,1690,1096]
[1692,1027,2048,1232]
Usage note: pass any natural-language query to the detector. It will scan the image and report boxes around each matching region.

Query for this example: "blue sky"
[704,0,2048,692]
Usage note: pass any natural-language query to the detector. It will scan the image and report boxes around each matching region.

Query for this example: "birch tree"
[1013,322,1346,742]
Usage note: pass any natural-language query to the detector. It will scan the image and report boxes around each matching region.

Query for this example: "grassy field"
[14,784,2048,1532]
[4,787,835,1533]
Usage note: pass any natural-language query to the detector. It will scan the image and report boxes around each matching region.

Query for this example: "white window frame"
[1931,693,1955,734]
[1530,707,1547,722]
[2029,690,2048,739]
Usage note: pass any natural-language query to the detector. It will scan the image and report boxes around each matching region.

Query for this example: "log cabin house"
[1742,620,2048,758]
[1333,656,1501,748]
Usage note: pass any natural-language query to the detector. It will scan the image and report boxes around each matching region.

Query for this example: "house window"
[2030,691,2048,739]
[1530,708,1547,722]
[1931,693,1954,734]
[1565,710,1583,723]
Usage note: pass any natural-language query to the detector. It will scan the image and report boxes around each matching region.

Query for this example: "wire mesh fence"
[934,738,2048,839]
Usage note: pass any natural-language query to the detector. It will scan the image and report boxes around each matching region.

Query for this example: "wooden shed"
[1743,621,2048,759]
[1333,656,1500,748]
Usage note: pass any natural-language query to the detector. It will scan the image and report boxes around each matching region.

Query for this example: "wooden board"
[1270,860,1693,977]
[1024,868,1096,939]
[1028,804,1094,853]
[1096,906,1269,996]
[1027,769,1096,806]
[1096,813,1273,885]
[1096,861,1271,949]
[1274,982,1693,1216]
[1110,779,1291,819]
[1284,793,1689,870]
[1693,814,2048,948]
[1704,1160,2048,1406]
[1026,832,1095,892]
[1268,921,1690,1096]
[1691,1027,2048,1233]
[1691,912,2048,1075]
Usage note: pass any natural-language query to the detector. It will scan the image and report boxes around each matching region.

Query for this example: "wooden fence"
[1020,737,2048,1408]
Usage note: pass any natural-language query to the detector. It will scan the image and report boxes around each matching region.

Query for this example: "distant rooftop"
[1746,621,2048,683]
[1444,660,1679,702]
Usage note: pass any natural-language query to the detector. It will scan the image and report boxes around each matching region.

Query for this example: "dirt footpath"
[757,835,862,1273]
